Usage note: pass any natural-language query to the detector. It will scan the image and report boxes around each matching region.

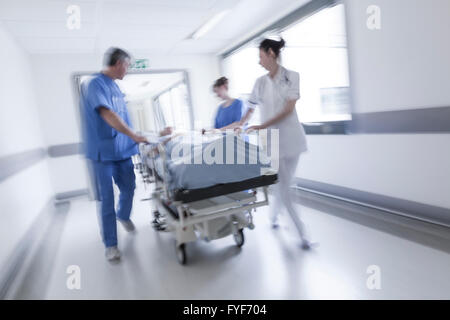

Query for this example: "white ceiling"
[117,72,185,101]
[0,0,310,55]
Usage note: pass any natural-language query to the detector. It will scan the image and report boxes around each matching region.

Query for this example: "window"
[222,3,351,126]
[153,81,191,131]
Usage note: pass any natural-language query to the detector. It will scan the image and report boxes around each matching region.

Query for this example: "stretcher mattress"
[147,133,276,191]
[173,173,278,203]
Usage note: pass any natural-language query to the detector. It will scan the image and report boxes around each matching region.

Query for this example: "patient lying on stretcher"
[141,130,275,191]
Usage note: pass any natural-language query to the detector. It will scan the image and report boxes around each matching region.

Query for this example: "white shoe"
[105,246,121,261]
[300,239,319,250]
[271,216,280,229]
[118,218,136,232]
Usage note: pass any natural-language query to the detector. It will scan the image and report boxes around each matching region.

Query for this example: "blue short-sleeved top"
[81,73,138,161]
[214,99,244,129]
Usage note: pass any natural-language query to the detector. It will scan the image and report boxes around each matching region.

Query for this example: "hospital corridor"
[1,0,450,305]
[6,180,450,300]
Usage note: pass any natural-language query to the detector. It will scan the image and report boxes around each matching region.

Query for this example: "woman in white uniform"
[238,38,313,250]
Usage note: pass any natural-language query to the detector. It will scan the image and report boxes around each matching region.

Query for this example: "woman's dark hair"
[259,38,286,58]
[213,76,229,88]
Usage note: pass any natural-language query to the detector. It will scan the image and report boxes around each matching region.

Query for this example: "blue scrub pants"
[91,158,136,248]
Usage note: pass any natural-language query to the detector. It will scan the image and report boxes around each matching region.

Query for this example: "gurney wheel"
[176,243,187,265]
[234,229,245,247]
[153,210,161,218]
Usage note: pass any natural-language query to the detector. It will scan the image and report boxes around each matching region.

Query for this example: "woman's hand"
[245,125,263,134]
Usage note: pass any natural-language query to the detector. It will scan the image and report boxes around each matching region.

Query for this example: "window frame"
[220,0,351,135]
[153,79,190,131]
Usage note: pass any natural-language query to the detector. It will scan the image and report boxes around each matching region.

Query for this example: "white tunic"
[248,66,308,158]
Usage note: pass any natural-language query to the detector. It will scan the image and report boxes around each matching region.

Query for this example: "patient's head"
[160,126,173,136]
[213,77,229,100]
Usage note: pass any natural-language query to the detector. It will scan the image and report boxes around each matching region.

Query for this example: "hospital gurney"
[136,135,277,265]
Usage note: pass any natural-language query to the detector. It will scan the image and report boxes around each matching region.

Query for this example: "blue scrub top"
[214,99,244,129]
[81,73,138,161]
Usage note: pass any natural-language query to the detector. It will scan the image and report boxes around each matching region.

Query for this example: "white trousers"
[271,153,307,241]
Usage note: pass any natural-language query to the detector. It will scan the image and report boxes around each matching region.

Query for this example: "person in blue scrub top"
[202,77,244,134]
[81,47,148,261]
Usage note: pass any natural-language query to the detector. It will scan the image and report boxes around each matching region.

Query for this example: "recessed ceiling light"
[190,10,231,40]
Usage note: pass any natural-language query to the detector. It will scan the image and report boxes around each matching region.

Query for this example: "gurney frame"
[137,142,274,265]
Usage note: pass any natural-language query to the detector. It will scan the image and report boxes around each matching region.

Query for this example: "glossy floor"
[10,184,450,299]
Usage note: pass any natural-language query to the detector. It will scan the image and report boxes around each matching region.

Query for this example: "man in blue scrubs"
[81,47,148,261]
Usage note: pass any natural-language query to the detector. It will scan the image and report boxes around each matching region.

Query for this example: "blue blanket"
[155,133,272,190]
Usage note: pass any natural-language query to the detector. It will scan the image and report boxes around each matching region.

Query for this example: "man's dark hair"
[103,47,131,67]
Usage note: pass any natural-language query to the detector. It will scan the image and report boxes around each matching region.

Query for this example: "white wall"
[0,23,54,268]
[346,0,450,113]
[299,134,450,208]
[24,0,450,213]
[297,0,450,209]
[31,53,221,194]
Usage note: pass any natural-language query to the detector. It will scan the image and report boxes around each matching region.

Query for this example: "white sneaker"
[105,246,121,261]
[117,219,136,232]
[300,239,319,250]
[271,217,280,229]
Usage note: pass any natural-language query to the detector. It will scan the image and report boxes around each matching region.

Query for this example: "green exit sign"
[131,59,149,70]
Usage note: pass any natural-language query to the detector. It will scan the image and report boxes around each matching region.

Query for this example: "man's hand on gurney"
[131,133,149,144]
